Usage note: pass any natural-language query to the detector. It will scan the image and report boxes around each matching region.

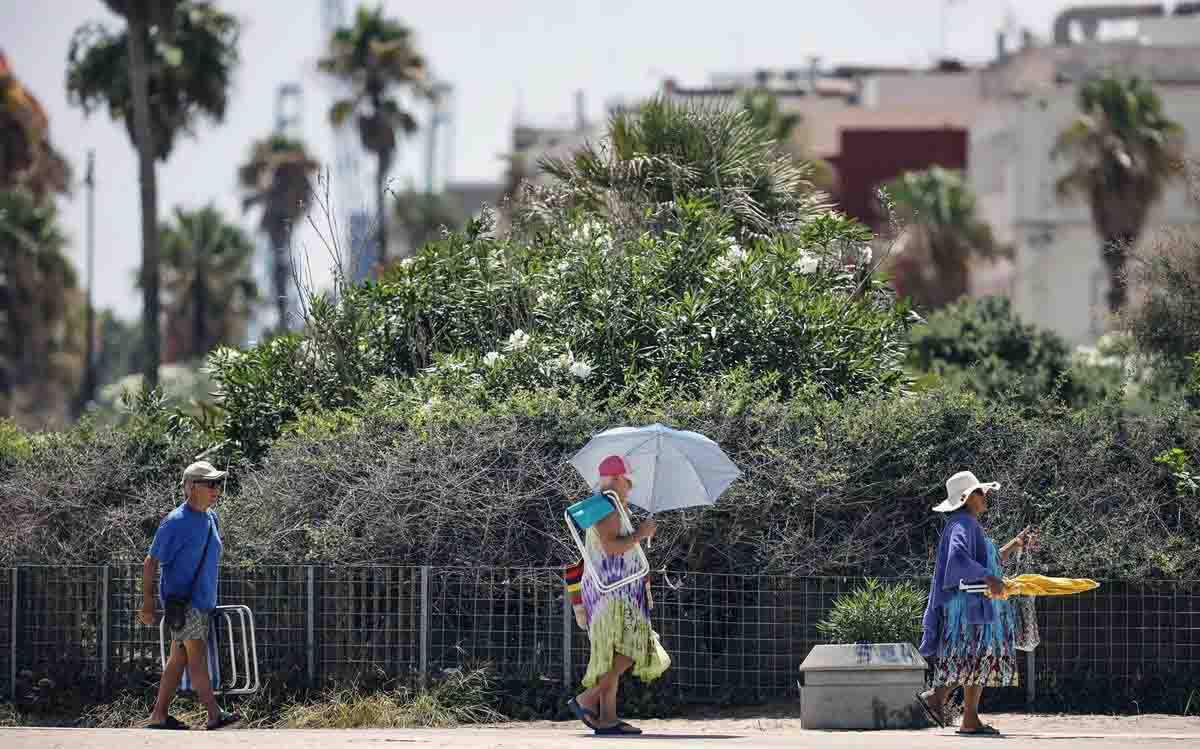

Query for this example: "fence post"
[10,567,17,702]
[305,566,316,686]
[99,565,110,692]
[561,582,572,688]
[419,566,431,688]
[1026,648,1036,709]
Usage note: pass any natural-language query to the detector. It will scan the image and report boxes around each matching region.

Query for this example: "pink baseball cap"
[598,455,630,477]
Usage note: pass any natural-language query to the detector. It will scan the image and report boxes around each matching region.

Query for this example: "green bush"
[210,201,911,459]
[909,296,1111,407]
[0,388,214,565]
[0,417,32,466]
[816,579,925,645]
[4,380,1198,579]
[1124,229,1200,383]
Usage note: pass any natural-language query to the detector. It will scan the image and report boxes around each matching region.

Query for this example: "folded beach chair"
[564,490,649,594]
[164,605,261,696]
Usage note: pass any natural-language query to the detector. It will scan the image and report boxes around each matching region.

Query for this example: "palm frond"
[67,1,240,160]
[537,95,828,238]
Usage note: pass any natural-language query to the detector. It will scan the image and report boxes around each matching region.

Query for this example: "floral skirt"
[930,592,1019,689]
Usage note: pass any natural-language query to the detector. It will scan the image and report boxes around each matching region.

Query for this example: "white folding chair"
[564,490,649,594]
[160,604,260,696]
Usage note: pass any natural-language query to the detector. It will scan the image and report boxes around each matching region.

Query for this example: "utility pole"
[425,81,453,194]
[75,150,97,417]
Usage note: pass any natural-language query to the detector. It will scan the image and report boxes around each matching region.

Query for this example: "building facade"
[969,11,1200,343]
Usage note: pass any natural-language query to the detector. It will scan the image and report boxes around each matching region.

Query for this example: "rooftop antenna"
[940,0,966,61]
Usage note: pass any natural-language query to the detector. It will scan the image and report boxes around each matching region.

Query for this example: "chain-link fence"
[3,565,1199,706]
[1034,578,1200,683]
[0,569,13,700]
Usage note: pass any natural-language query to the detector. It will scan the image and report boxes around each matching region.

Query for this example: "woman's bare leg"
[922,685,953,723]
[961,685,985,730]
[576,653,633,723]
[600,654,634,725]
[575,682,604,717]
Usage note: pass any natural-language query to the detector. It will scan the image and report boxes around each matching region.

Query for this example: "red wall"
[826,128,968,231]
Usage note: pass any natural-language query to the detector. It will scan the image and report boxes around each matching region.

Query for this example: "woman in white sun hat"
[915,470,1037,737]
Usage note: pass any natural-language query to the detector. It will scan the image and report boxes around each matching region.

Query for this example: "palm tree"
[156,205,257,362]
[1053,73,1185,313]
[739,87,801,145]
[238,134,319,332]
[540,96,829,239]
[0,189,84,423]
[318,5,429,265]
[738,87,835,192]
[886,166,1008,310]
[67,0,240,389]
[1,52,71,199]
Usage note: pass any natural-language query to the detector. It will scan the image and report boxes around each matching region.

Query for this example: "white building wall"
[970,84,1200,344]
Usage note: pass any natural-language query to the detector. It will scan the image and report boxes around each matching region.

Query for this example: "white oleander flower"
[568,360,594,380]
[716,244,748,272]
[483,351,503,367]
[796,252,819,274]
[505,329,531,352]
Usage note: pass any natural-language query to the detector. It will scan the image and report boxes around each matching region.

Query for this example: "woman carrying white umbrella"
[565,424,741,735]
[567,455,670,736]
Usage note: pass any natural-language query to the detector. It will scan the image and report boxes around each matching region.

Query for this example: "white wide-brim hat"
[932,470,1000,513]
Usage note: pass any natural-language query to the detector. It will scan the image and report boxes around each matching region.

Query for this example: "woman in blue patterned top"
[917,470,1036,737]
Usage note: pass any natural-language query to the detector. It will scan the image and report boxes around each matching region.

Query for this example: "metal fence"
[2,565,1199,705]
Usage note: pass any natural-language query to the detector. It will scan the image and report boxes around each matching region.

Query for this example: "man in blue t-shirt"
[139,460,240,731]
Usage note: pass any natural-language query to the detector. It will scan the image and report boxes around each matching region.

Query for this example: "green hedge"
[3,383,1197,579]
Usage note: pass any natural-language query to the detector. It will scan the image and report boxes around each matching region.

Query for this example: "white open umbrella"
[569,423,742,514]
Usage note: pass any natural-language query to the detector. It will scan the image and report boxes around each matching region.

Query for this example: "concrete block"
[799,643,930,730]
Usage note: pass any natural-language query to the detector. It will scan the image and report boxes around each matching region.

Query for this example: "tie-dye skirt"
[580,545,671,688]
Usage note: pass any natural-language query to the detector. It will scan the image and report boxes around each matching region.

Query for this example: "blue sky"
[2,0,1085,321]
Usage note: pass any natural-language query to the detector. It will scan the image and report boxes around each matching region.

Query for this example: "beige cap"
[181,460,227,486]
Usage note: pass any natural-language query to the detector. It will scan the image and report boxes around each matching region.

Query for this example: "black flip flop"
[915,691,946,728]
[957,724,1001,737]
[147,715,189,730]
[567,697,597,729]
[615,721,642,735]
[594,722,642,736]
[206,711,242,731]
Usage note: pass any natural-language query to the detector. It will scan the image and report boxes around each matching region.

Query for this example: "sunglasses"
[195,479,223,489]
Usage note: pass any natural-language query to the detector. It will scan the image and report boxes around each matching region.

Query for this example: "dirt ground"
[5,713,1200,748]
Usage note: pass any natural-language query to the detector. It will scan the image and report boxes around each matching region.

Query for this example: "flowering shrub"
[210,198,912,457]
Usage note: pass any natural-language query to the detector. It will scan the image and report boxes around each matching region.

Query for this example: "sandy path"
[4,713,1199,748]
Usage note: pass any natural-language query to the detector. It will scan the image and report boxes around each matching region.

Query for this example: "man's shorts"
[169,607,212,642]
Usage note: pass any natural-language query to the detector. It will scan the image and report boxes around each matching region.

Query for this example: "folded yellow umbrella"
[988,574,1100,600]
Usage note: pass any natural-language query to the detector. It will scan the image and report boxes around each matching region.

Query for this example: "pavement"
[4,714,1200,748]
